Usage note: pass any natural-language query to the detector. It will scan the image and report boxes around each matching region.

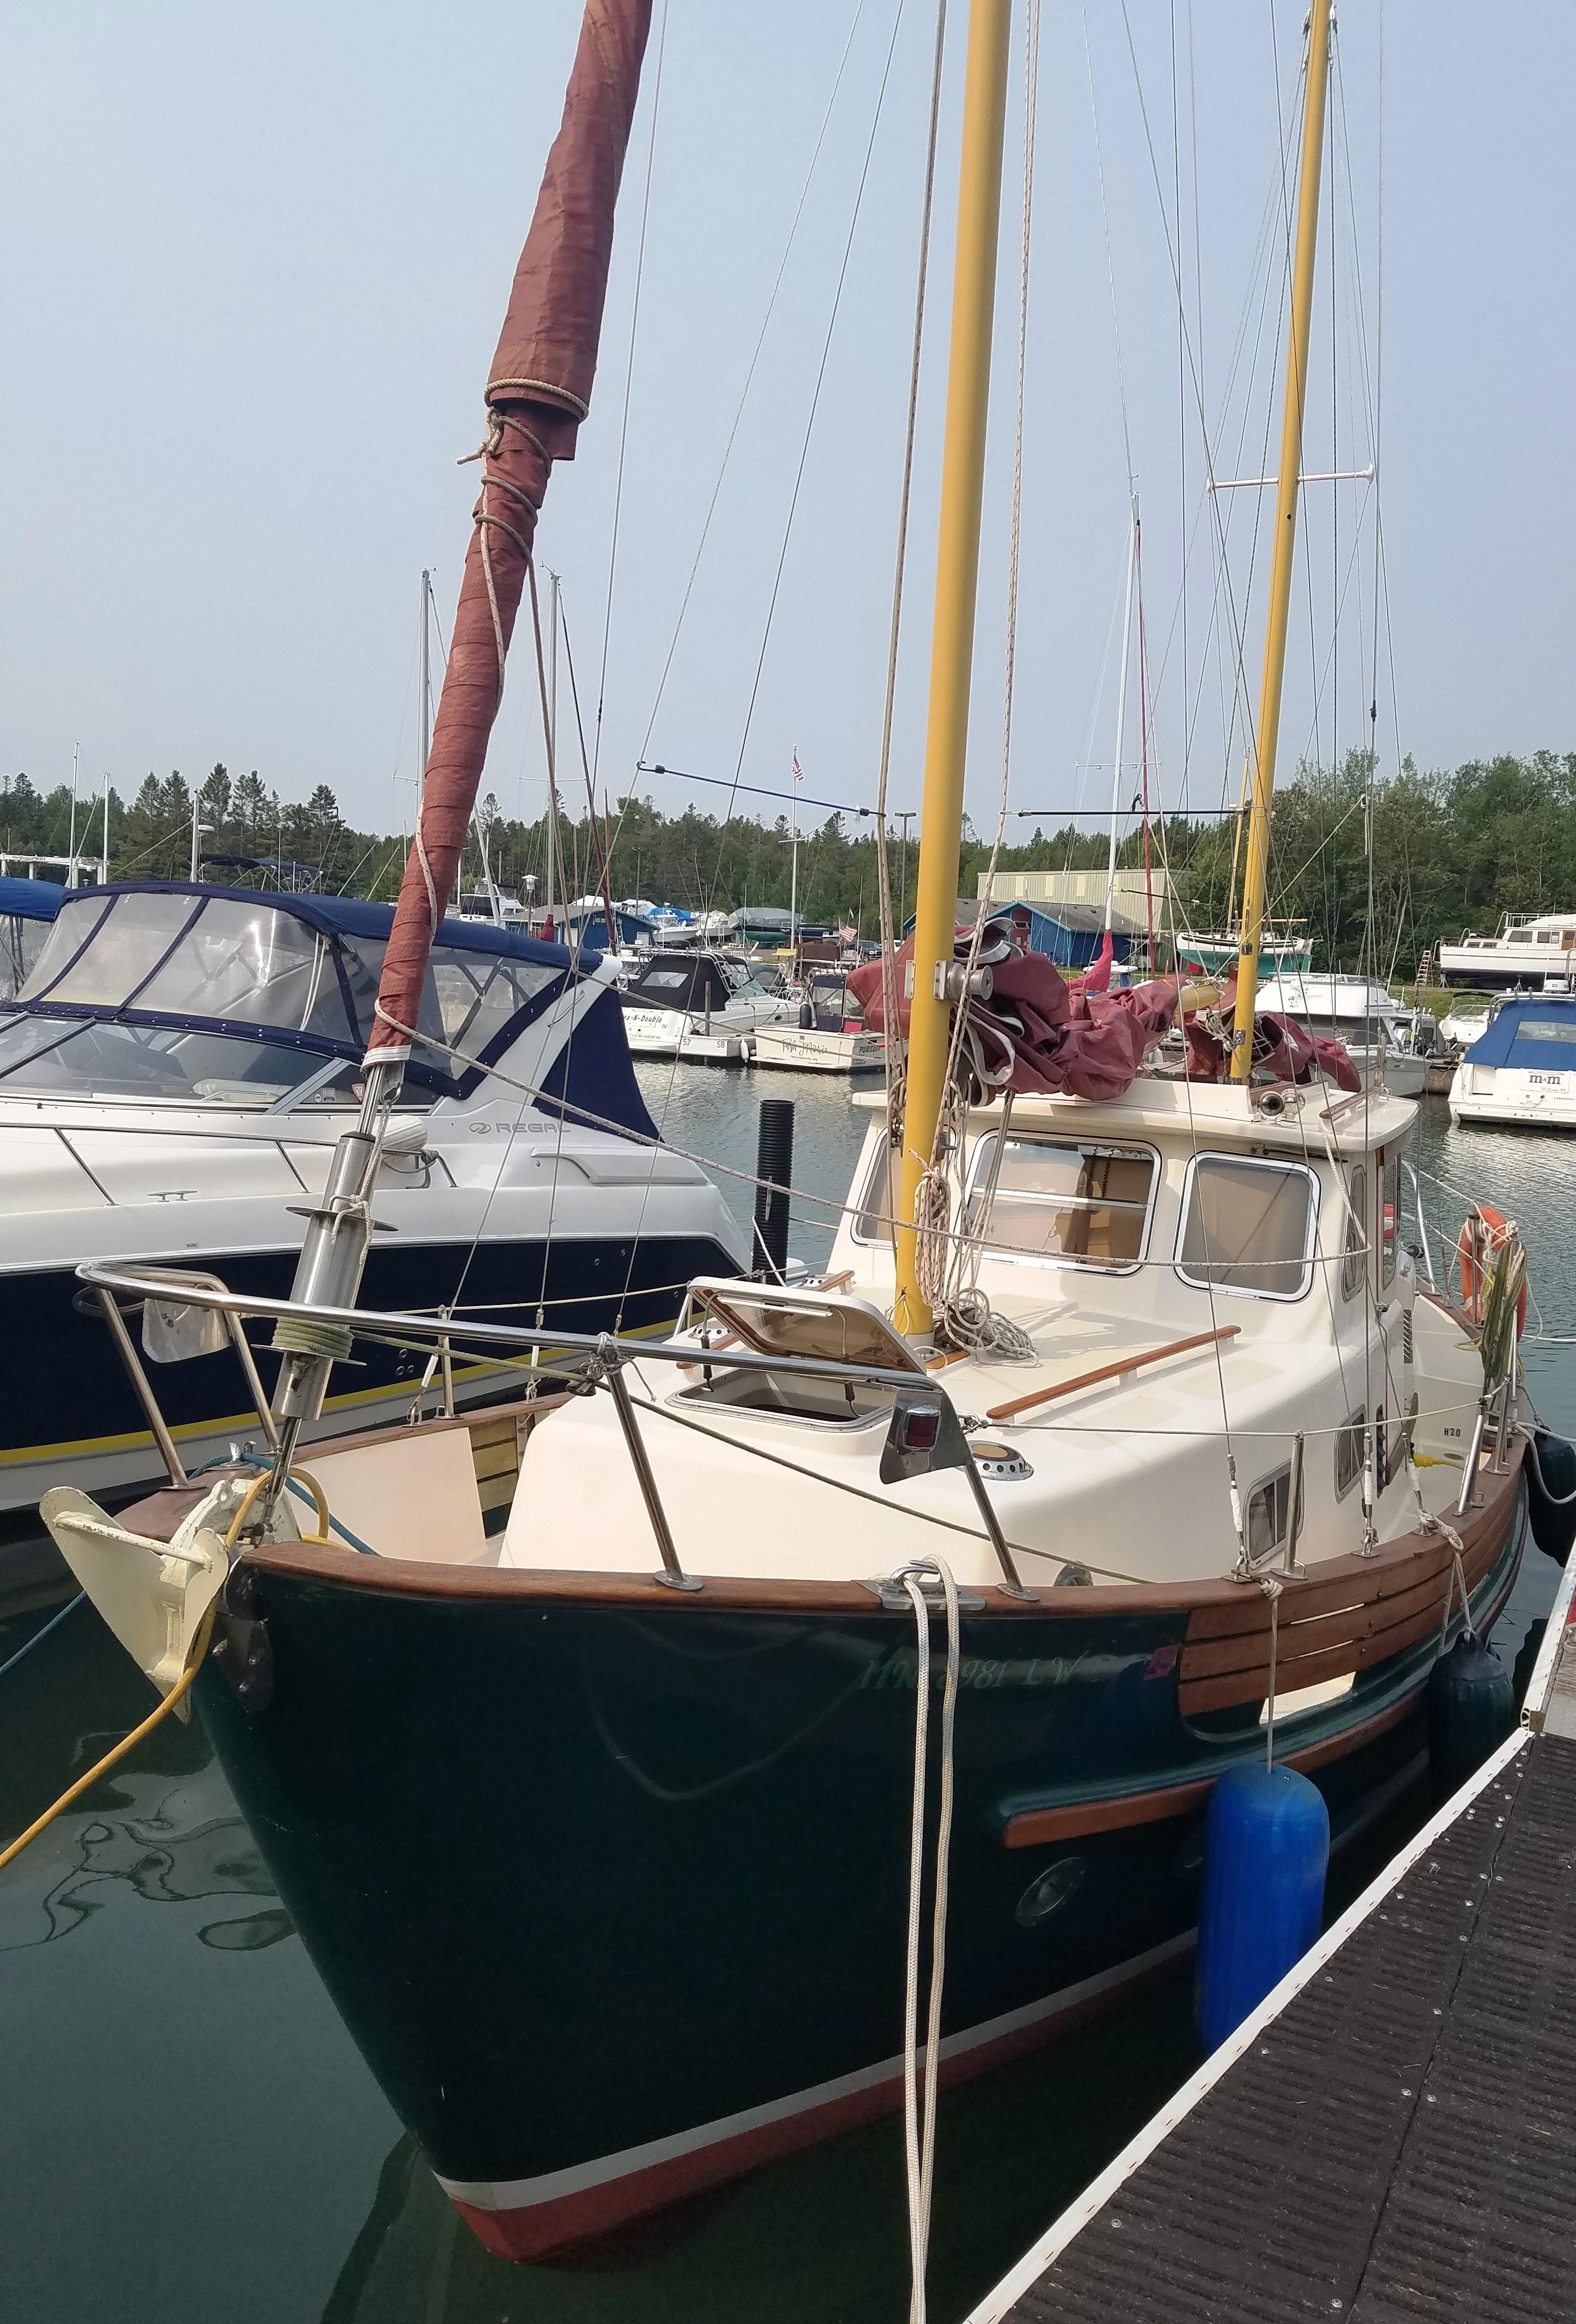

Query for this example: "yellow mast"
[1229,0,1332,1082]
[894,0,1012,1335]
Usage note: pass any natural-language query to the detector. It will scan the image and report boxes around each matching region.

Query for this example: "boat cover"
[1464,994,1576,1071]
[850,935,1360,1100]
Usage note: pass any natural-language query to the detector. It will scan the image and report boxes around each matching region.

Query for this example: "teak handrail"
[986,1325,1241,1422]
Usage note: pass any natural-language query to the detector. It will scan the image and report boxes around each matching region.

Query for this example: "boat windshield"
[0,1014,364,1107]
[23,894,357,1036]
[11,890,562,1098]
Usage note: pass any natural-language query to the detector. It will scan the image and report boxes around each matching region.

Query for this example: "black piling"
[752,1099,794,1282]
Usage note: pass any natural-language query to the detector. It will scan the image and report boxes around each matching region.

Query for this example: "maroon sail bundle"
[848,931,1180,1103]
[850,931,1360,1102]
[368,0,653,1066]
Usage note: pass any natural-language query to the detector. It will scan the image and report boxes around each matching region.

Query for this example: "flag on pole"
[792,751,803,788]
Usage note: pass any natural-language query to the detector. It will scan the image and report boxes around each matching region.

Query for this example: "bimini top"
[1466,993,1576,1072]
[0,881,655,1134]
[0,877,66,924]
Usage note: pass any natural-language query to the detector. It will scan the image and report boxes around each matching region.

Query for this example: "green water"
[0,1083,1567,2324]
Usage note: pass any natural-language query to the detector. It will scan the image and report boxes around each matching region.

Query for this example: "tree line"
[2,748,1570,973]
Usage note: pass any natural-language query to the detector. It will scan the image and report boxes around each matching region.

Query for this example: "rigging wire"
[633,0,872,775]
[590,0,669,798]
[875,0,950,1245]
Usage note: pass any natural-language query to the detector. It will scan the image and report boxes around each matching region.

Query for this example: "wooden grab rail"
[985,1325,1241,1422]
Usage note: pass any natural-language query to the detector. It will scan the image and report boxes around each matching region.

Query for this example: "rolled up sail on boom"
[368,0,653,1068]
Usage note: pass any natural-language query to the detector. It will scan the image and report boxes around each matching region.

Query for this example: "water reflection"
[0,1776,288,1954]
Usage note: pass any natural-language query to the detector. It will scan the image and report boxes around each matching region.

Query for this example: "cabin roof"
[852,1074,1414,1156]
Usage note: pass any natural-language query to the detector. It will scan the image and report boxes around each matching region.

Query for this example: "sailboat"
[25,0,1552,2271]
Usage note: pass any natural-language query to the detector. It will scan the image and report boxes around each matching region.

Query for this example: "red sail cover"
[848,938,1359,1102]
[368,0,653,1065]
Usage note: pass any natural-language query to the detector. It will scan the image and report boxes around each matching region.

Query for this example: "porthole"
[1015,1855,1086,1928]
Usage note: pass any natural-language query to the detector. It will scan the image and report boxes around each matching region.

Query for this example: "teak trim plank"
[985,1327,1240,1422]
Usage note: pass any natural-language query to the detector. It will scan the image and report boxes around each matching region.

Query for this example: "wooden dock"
[964,1559,1576,2324]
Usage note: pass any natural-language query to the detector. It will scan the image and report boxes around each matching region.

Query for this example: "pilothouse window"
[1175,1155,1319,1300]
[966,1135,1157,1269]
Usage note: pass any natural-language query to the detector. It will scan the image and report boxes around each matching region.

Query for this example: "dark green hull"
[197,1478,1526,2258]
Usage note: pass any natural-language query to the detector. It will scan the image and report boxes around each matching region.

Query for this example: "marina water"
[1,1073,1566,2324]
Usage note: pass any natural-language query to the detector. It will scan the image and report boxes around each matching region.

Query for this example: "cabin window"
[851,1141,902,1245]
[965,1135,1157,1270]
[1245,1462,1302,1565]
[1175,1156,1319,1301]
[1379,1153,1399,1293]
[1510,1018,1576,1046]
[1340,1167,1367,1301]
[1335,1408,1365,1498]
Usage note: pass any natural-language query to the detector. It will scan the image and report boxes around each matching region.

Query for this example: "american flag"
[792,751,803,789]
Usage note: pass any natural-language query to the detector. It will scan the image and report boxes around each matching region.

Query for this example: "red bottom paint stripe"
[445,1937,1191,2262]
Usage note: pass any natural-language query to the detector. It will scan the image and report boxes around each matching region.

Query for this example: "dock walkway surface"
[966,1558,1576,2324]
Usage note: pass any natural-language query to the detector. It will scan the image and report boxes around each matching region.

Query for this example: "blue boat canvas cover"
[0,881,657,1136]
[1466,994,1576,1073]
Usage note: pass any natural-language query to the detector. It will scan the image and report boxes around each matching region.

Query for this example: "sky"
[2,1,1574,855]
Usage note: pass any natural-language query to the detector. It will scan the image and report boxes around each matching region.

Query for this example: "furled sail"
[369,0,653,1069]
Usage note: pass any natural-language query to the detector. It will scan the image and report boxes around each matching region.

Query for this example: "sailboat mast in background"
[1103,494,1139,938]
[1229,0,1332,1080]
[893,0,1012,1337]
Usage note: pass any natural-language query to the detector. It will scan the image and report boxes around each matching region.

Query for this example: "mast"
[1229,0,1332,1082]
[789,754,800,969]
[547,567,561,939]
[894,0,1012,1335]
[1103,496,1139,936]
[418,568,432,790]
[68,745,79,885]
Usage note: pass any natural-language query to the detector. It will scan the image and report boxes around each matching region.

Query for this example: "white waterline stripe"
[436,1931,1193,2211]
[961,1722,1533,2324]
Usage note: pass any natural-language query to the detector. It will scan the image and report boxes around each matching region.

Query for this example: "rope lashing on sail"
[893,1554,960,2324]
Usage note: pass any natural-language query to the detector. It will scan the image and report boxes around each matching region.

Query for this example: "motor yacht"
[1439,911,1576,991]
[1256,971,1431,1097]
[1449,991,1576,1128]
[0,881,745,1511]
[619,947,796,1063]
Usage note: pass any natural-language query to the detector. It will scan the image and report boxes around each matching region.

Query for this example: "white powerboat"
[752,969,886,1074]
[619,947,795,1062]
[1439,911,1576,991]
[1449,991,1576,1128]
[0,881,745,1511]
[1256,970,1431,1097]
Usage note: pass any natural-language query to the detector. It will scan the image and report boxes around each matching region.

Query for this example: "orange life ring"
[1456,1202,1528,1332]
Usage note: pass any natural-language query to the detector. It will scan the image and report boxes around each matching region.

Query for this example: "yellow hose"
[0,1606,217,1875]
[1,1459,339,1877]
[224,1463,332,1549]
